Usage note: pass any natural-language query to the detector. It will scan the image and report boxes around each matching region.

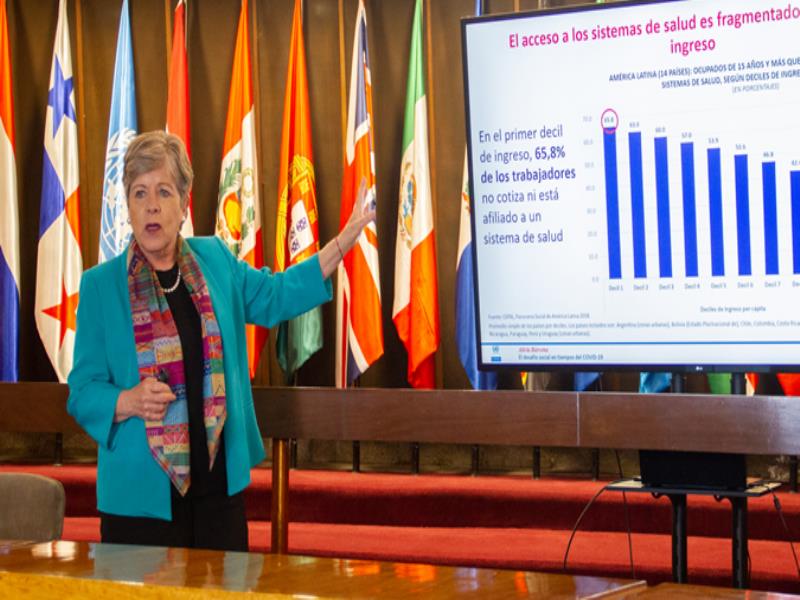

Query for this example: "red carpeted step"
[8,465,800,540]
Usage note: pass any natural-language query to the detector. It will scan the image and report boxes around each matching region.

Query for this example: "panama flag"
[215,0,265,378]
[167,0,193,237]
[335,0,383,387]
[275,0,322,379]
[98,0,137,263]
[392,0,438,388]
[35,0,83,383]
[0,0,19,381]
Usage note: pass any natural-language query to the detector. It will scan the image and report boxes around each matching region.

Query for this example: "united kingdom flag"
[35,0,83,382]
[335,0,383,387]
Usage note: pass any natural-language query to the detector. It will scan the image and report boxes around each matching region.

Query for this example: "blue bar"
[681,142,698,277]
[762,162,779,275]
[792,171,800,274]
[604,131,621,279]
[707,148,725,276]
[628,132,646,278]
[654,137,672,278]
[734,154,752,276]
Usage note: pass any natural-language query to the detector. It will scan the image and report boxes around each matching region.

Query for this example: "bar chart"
[602,116,800,282]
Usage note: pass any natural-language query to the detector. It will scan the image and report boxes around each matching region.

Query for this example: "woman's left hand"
[338,177,376,251]
[319,178,376,278]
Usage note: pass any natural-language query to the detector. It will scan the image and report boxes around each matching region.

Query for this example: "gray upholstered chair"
[0,473,65,541]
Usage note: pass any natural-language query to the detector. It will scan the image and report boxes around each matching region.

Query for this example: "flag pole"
[423,0,442,390]
[249,0,269,386]
[164,0,172,81]
[337,0,347,157]
[74,0,88,263]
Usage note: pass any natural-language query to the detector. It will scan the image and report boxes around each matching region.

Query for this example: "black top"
[156,265,227,498]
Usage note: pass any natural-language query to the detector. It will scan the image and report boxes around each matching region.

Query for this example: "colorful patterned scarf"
[127,238,226,496]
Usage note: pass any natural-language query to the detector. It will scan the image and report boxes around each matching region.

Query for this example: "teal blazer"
[67,237,332,520]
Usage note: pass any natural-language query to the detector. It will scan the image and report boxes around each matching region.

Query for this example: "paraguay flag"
[335,0,383,387]
[35,0,83,383]
[456,0,496,391]
[456,153,496,390]
[0,0,19,381]
[99,0,137,263]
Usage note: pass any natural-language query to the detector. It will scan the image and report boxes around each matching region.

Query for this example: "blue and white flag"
[575,372,601,391]
[35,0,83,382]
[639,372,672,393]
[0,0,19,381]
[99,0,137,263]
[456,151,497,390]
[456,0,497,391]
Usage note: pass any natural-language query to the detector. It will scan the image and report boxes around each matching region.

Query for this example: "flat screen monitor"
[462,0,800,373]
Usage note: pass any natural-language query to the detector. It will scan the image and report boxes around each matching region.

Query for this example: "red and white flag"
[335,0,383,387]
[166,0,193,237]
[35,0,83,382]
[0,0,19,381]
[215,0,265,378]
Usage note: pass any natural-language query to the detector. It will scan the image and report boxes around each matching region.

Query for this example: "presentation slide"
[463,0,800,371]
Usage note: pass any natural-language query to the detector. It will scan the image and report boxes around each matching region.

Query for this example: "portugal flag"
[392,0,439,388]
[275,0,322,379]
[215,0,265,378]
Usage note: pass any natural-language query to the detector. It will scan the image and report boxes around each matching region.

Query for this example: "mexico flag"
[392,0,439,388]
[215,0,265,378]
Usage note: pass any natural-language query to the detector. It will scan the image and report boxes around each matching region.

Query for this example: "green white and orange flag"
[274,0,322,379]
[215,0,265,378]
[392,0,439,388]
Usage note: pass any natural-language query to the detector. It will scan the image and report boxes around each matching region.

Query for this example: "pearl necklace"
[161,269,181,294]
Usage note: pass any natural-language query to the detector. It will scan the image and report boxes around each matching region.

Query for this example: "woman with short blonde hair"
[68,131,372,550]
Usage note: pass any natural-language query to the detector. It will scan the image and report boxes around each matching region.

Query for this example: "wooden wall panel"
[6,0,608,391]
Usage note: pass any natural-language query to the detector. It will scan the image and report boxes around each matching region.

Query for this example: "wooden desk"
[0,540,646,599]
[619,582,800,599]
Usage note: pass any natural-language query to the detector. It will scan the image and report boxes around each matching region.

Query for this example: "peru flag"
[35,0,83,382]
[214,0,265,378]
[0,0,19,381]
[335,0,383,387]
